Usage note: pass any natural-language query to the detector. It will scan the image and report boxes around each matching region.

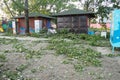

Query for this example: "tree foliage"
[79,0,120,23]
[1,0,120,23]
[79,0,95,11]
[97,0,120,23]
[2,0,77,17]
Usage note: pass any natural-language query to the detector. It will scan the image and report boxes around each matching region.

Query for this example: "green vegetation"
[3,29,14,36]
[39,66,46,71]
[0,54,7,62]
[0,38,18,45]
[106,53,120,57]
[48,32,110,47]
[49,39,102,71]
[62,60,71,64]
[2,0,77,17]
[2,70,23,80]
[30,33,41,38]
[13,43,42,59]
[45,31,112,71]
[25,50,42,59]
[0,30,114,79]
[31,69,37,73]
[16,64,29,72]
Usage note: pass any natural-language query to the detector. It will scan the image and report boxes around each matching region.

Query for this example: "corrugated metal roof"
[14,13,54,19]
[52,8,95,17]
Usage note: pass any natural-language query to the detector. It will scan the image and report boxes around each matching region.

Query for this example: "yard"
[0,32,120,80]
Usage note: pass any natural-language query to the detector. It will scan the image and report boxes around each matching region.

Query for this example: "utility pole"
[25,0,29,34]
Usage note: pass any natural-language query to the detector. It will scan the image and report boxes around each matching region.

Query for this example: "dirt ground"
[0,36,120,80]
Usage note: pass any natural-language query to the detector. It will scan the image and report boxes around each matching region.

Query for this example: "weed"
[64,33,78,40]
[0,38,18,45]
[39,66,45,71]
[48,33,110,47]
[30,33,40,38]
[0,54,7,62]
[106,53,120,57]
[62,60,70,64]
[31,69,37,73]
[57,28,69,34]
[106,54,115,57]
[25,50,42,59]
[74,64,84,71]
[0,38,10,45]
[96,73,105,79]
[3,28,14,36]
[25,53,33,59]
[3,70,23,80]
[13,43,26,53]
[0,64,4,67]
[12,42,42,59]
[4,50,12,53]
[78,33,88,40]
[49,39,102,72]
[88,72,95,75]
[16,64,29,72]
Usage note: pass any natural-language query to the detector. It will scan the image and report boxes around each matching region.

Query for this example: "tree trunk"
[25,0,29,35]
[4,0,14,18]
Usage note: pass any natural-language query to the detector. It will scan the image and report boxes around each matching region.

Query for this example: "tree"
[2,0,24,17]
[2,0,77,17]
[96,0,119,23]
[3,0,14,17]
[111,0,120,9]
[79,0,95,11]
[78,0,120,23]
[11,0,24,15]
[28,0,77,14]
[24,0,29,34]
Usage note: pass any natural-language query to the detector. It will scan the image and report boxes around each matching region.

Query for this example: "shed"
[14,13,54,34]
[53,9,95,33]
